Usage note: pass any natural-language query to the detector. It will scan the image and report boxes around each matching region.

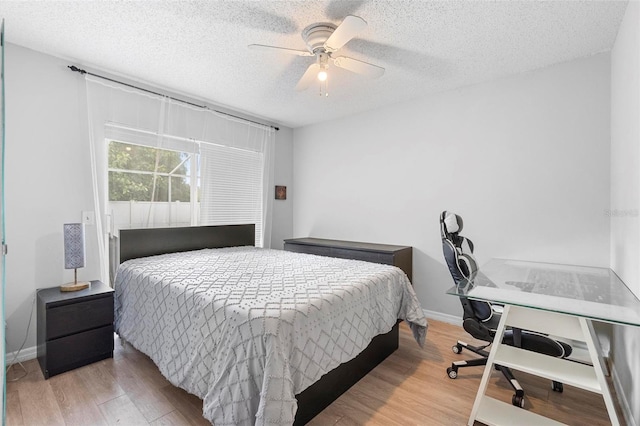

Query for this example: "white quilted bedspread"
[114,247,427,425]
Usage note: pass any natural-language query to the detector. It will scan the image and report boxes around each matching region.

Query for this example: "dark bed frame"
[119,224,399,425]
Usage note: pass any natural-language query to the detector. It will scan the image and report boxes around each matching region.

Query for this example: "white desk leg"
[580,318,620,426]
[467,304,511,426]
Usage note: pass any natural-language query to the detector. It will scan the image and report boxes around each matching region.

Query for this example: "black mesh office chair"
[440,211,572,407]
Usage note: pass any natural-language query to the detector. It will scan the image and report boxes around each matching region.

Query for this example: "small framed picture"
[275,185,287,200]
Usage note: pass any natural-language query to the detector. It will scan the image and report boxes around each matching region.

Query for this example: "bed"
[114,224,427,425]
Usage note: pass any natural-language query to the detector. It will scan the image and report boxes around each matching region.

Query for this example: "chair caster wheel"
[512,394,525,408]
[552,381,564,393]
[447,367,458,379]
[452,344,462,354]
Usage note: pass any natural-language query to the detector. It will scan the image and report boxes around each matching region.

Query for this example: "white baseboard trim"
[5,345,37,366]
[423,309,462,326]
[610,360,637,426]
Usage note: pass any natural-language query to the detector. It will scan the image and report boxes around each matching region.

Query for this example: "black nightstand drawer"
[47,295,114,339]
[45,325,114,377]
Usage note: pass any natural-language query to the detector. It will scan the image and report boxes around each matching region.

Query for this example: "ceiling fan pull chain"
[319,76,329,97]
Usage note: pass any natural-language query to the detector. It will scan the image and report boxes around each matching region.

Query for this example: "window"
[107,141,200,229]
[107,138,267,246]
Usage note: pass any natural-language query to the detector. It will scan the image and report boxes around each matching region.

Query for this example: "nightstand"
[37,280,114,379]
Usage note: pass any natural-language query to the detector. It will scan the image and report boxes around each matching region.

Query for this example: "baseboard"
[610,359,638,426]
[423,309,462,326]
[5,345,37,366]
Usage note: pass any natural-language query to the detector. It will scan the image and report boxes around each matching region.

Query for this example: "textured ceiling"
[0,0,629,128]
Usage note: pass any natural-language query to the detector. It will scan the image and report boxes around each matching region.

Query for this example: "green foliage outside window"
[108,141,193,202]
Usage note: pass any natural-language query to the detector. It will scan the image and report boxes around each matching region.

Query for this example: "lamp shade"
[64,223,86,269]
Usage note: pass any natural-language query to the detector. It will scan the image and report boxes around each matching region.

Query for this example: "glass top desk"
[446,258,640,426]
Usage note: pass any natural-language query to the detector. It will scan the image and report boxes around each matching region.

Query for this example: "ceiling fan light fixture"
[317,68,328,81]
[317,52,329,81]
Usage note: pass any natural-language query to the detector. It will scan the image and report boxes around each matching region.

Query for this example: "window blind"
[200,143,264,246]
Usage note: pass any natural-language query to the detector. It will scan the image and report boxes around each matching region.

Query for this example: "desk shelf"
[468,304,620,426]
[476,396,565,426]
[492,345,600,393]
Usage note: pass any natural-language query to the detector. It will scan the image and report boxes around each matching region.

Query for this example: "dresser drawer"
[284,238,412,281]
[330,248,392,264]
[285,243,333,257]
[47,295,114,339]
[45,324,114,377]
[285,243,392,264]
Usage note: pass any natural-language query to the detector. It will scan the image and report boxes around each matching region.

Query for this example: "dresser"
[37,281,114,379]
[283,237,412,281]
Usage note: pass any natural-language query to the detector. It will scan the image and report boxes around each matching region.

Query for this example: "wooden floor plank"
[74,358,125,406]
[4,320,624,426]
[98,394,148,426]
[158,386,210,426]
[49,370,108,426]
[5,390,24,426]
[329,394,402,426]
[149,410,192,426]
[102,356,176,422]
[10,359,65,426]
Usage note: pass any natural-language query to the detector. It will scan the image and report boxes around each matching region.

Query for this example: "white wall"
[3,43,293,356]
[293,53,611,318]
[610,1,640,425]
[271,126,294,249]
[5,43,97,359]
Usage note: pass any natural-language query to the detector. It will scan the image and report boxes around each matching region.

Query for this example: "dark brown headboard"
[119,224,256,263]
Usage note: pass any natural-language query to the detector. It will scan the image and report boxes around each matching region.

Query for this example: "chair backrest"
[440,211,492,322]
[440,211,477,286]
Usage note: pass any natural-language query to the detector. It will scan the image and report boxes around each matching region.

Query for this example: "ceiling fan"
[248,15,385,93]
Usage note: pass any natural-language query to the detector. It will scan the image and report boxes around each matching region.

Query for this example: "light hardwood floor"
[6,320,623,425]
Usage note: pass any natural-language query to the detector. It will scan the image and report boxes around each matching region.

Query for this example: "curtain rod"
[68,65,279,131]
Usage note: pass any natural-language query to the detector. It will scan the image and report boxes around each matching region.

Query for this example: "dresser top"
[37,280,113,305]
[284,237,411,254]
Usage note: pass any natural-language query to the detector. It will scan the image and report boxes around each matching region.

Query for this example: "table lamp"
[61,223,90,292]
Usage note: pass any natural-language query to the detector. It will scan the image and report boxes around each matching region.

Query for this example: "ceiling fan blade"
[332,56,385,78]
[323,15,367,52]
[248,44,313,57]
[295,63,321,91]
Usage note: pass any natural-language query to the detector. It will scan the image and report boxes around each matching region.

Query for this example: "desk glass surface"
[446,258,640,327]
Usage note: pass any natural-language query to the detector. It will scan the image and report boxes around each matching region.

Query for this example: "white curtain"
[84,76,275,284]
